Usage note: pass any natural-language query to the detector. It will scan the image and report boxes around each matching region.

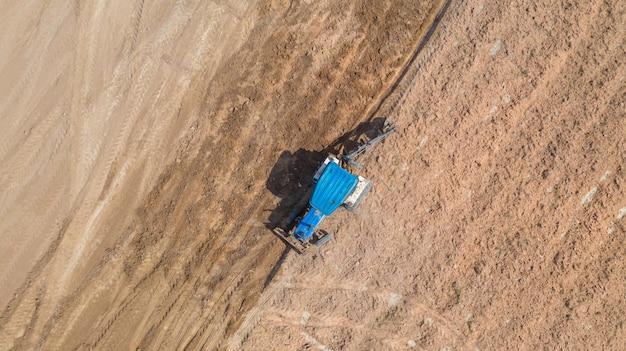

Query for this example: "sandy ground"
[0,0,625,350]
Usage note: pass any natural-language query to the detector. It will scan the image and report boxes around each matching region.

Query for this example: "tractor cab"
[293,158,359,242]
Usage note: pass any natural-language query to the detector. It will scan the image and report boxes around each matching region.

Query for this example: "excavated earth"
[0,0,624,350]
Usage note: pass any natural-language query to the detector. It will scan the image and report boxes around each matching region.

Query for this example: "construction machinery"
[274,119,397,254]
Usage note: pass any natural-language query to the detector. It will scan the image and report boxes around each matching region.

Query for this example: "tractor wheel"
[345,181,371,212]
[314,230,333,247]
[285,208,302,225]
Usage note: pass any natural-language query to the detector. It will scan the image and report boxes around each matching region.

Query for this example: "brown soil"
[1,0,624,350]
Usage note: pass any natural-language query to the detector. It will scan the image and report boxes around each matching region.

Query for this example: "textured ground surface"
[0,0,624,350]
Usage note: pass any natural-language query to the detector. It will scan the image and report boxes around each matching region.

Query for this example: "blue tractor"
[275,119,397,254]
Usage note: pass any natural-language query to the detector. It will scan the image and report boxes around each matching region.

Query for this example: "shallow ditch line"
[364,0,453,122]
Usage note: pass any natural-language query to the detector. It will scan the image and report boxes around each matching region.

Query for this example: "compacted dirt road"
[1,0,624,350]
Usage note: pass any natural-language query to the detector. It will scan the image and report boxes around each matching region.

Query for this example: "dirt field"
[0,0,624,350]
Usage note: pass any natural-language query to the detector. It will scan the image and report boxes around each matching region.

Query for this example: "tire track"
[45,235,170,349]
[0,98,57,186]
[0,2,72,150]
[71,255,165,348]
[148,0,198,53]
[130,242,212,349]
[133,285,184,350]
[197,238,280,351]
[254,287,473,350]
[0,206,78,348]
[57,56,158,288]
[307,2,364,75]
[0,283,41,350]
[0,43,72,165]
[0,0,38,73]
[68,170,195,350]
[138,80,185,186]
[364,0,452,121]
[0,125,69,297]
[88,280,161,350]
[0,97,66,223]
[56,0,204,294]
[71,1,108,198]
[189,3,232,73]
[130,0,145,52]
[173,214,270,349]
[123,161,280,345]
[227,274,292,350]
[170,275,227,349]
[43,154,227,350]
